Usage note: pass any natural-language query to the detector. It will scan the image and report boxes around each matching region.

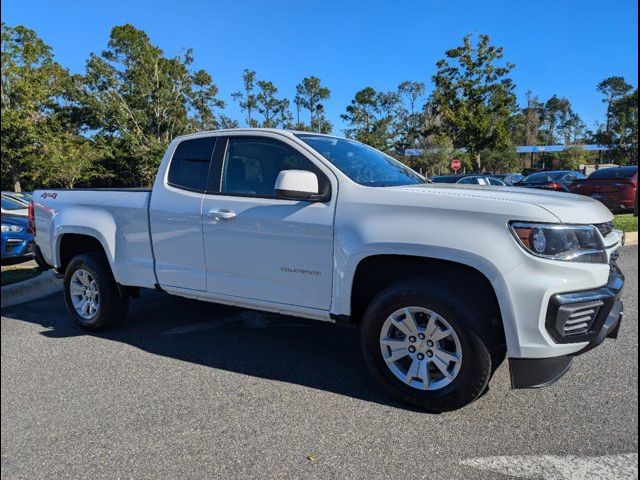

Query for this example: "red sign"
[451,159,462,172]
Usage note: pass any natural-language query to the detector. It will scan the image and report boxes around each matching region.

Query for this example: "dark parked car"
[490,173,525,186]
[431,175,506,186]
[515,170,585,192]
[569,166,638,213]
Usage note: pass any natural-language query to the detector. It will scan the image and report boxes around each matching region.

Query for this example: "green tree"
[394,81,425,150]
[33,132,105,188]
[295,76,331,133]
[523,92,543,146]
[431,33,517,171]
[1,23,71,191]
[597,76,633,142]
[556,146,590,170]
[593,78,637,164]
[480,147,521,172]
[82,24,225,186]
[341,86,395,151]
[540,96,585,145]
[255,80,290,128]
[605,89,638,164]
[231,69,258,127]
[511,91,543,146]
[414,133,457,176]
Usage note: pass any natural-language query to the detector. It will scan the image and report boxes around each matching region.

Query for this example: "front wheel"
[360,282,495,412]
[64,253,129,331]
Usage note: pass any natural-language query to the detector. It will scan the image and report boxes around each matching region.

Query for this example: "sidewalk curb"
[625,231,638,246]
[1,270,62,309]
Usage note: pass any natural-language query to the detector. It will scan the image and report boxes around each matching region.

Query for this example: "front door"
[202,135,335,310]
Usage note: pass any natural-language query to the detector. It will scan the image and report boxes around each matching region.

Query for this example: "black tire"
[64,253,129,331]
[360,281,496,412]
[33,245,50,272]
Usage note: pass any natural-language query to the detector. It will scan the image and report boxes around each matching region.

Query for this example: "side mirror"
[274,170,320,200]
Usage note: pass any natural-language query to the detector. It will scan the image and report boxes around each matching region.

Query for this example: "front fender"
[331,242,522,357]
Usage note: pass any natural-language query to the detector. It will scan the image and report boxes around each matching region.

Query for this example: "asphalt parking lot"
[1,246,638,479]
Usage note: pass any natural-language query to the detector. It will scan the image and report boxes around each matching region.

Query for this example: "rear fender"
[52,207,116,270]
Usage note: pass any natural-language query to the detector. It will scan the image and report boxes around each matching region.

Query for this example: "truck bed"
[33,189,157,289]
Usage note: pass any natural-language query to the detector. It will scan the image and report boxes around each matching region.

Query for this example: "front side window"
[296,134,424,187]
[221,137,326,198]
[167,137,216,192]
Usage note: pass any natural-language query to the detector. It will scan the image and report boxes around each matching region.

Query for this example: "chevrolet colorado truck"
[32,129,626,411]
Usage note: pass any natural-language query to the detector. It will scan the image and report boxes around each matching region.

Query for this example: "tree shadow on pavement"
[2,289,417,410]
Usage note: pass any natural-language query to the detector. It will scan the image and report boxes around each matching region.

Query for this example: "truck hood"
[387,183,614,224]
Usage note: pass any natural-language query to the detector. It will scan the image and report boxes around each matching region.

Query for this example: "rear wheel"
[64,253,129,331]
[360,281,495,412]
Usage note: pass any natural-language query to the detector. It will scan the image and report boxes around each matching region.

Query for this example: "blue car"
[1,215,34,261]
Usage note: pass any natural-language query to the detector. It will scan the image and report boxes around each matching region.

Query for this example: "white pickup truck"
[32,129,626,411]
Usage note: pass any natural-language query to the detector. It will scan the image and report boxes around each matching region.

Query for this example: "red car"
[570,166,638,213]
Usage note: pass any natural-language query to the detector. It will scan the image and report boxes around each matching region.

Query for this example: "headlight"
[509,222,607,263]
[1,223,25,233]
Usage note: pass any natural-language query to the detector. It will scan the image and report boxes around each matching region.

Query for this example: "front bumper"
[510,260,625,389]
[1,236,34,260]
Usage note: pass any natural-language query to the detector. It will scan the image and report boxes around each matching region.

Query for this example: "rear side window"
[458,176,479,184]
[589,167,638,180]
[167,137,216,192]
[564,174,579,183]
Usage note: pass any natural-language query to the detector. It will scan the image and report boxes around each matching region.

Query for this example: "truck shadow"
[3,289,415,410]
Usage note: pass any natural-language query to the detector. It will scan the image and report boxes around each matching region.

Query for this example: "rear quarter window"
[167,137,217,192]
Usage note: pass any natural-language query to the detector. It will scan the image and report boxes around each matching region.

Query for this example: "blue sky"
[4,0,638,135]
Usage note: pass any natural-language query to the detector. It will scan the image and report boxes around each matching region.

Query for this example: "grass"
[1,262,40,286]
[613,214,638,233]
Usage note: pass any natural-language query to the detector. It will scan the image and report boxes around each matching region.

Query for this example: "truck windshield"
[295,134,425,187]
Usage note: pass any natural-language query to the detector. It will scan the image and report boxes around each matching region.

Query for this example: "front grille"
[595,221,614,238]
[546,257,623,344]
[557,300,603,337]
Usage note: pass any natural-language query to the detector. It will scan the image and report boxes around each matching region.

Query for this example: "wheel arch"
[56,232,112,274]
[338,252,516,353]
[51,207,117,274]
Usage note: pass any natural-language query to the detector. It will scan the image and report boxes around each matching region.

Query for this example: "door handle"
[207,209,237,220]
